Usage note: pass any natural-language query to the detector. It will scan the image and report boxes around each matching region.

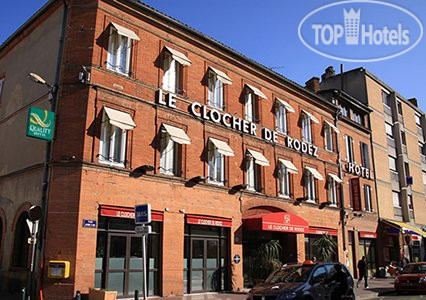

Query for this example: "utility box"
[47,260,70,279]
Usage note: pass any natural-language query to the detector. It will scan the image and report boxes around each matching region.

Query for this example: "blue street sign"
[135,204,151,224]
[83,219,97,228]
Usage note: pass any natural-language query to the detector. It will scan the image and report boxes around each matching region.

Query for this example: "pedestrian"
[356,256,369,288]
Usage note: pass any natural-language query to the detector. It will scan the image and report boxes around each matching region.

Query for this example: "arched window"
[11,212,30,268]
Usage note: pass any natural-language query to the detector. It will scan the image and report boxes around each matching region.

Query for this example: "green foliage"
[313,234,337,262]
[249,240,283,282]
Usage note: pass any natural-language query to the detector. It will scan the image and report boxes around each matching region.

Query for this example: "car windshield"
[265,265,314,284]
[402,264,426,274]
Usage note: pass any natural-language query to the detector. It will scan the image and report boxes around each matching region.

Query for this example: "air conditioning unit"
[406,176,413,186]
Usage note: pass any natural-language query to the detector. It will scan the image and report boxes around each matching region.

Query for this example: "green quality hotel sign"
[26,107,55,141]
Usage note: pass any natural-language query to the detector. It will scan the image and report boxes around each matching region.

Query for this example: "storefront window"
[359,238,377,277]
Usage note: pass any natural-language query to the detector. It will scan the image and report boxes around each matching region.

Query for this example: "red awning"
[305,227,338,236]
[359,231,377,239]
[100,205,164,222]
[186,214,232,227]
[243,212,308,233]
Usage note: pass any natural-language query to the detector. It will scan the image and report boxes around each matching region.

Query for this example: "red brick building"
[0,1,376,299]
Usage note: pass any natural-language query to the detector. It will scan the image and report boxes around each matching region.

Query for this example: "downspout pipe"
[36,0,69,297]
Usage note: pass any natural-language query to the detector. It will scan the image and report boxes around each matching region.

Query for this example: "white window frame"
[301,113,312,143]
[422,171,426,185]
[99,111,127,167]
[382,91,391,108]
[388,156,397,171]
[345,136,354,163]
[208,72,224,110]
[162,52,181,94]
[364,185,372,212]
[245,90,256,122]
[324,124,333,151]
[275,104,287,134]
[278,162,290,198]
[327,177,338,206]
[107,27,132,75]
[208,141,225,185]
[385,122,394,139]
[159,130,179,176]
[392,191,401,208]
[246,155,260,192]
[305,172,316,202]
[415,113,422,127]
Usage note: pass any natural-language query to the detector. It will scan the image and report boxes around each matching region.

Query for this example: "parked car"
[247,261,355,300]
[394,262,426,294]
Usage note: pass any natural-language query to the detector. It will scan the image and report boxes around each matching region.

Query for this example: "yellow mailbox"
[48,260,70,279]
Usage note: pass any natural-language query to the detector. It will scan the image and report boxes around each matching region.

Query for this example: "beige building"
[321,67,426,266]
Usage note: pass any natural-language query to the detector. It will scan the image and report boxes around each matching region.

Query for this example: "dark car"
[394,262,426,294]
[247,261,355,300]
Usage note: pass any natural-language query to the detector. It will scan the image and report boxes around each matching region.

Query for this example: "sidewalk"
[354,277,395,299]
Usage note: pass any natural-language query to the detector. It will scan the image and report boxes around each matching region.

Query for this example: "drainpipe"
[37,0,69,298]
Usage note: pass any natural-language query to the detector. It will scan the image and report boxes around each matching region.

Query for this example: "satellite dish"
[28,205,42,222]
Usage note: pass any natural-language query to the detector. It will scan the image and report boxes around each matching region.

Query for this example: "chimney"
[408,98,418,107]
[321,66,335,81]
[305,77,320,93]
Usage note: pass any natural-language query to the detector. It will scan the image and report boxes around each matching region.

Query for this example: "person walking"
[357,256,369,288]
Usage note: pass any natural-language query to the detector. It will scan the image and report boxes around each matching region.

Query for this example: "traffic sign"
[136,225,152,235]
[135,204,151,224]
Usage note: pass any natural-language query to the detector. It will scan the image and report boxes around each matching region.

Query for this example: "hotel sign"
[346,163,373,179]
[26,107,55,141]
[157,91,318,157]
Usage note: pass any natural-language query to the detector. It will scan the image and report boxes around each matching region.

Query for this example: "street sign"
[83,219,97,228]
[135,204,151,224]
[26,107,55,141]
[136,225,152,235]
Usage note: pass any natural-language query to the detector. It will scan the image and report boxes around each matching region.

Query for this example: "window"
[392,191,401,207]
[100,108,135,166]
[301,113,313,143]
[404,162,410,177]
[364,185,372,212]
[388,156,397,171]
[401,131,407,145]
[163,52,182,94]
[408,194,414,210]
[275,104,287,133]
[160,130,180,176]
[397,101,403,116]
[207,67,232,110]
[324,123,333,151]
[340,105,349,117]
[304,171,316,202]
[415,113,422,127]
[107,23,139,75]
[345,136,354,163]
[246,155,261,192]
[245,90,257,123]
[382,91,391,107]
[277,161,292,197]
[12,212,30,267]
[360,142,370,168]
[423,171,426,185]
[419,142,424,155]
[207,138,234,185]
[352,111,362,124]
[385,123,394,139]
[327,176,338,206]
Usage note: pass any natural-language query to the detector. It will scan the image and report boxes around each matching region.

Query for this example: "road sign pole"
[142,228,147,300]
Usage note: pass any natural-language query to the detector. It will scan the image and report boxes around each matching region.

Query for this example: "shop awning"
[278,158,298,174]
[305,166,324,181]
[100,205,164,221]
[186,214,232,227]
[247,149,270,166]
[245,83,267,99]
[209,137,234,156]
[302,110,320,124]
[324,120,340,133]
[305,227,338,236]
[208,66,232,85]
[243,212,309,233]
[359,231,377,239]
[164,46,191,66]
[382,219,426,237]
[104,107,136,130]
[162,124,191,145]
[328,173,343,183]
[275,98,295,113]
[110,22,140,41]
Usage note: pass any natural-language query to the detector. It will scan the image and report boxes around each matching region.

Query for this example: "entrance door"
[190,238,221,292]
[105,233,144,297]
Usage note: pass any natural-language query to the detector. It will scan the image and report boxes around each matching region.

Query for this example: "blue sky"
[1,0,425,111]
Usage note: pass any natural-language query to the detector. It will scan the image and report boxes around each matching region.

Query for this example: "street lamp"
[28,72,55,92]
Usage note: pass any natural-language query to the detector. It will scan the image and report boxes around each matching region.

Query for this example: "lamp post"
[27,72,58,300]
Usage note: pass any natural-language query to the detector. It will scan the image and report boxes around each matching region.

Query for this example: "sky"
[1,0,425,112]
